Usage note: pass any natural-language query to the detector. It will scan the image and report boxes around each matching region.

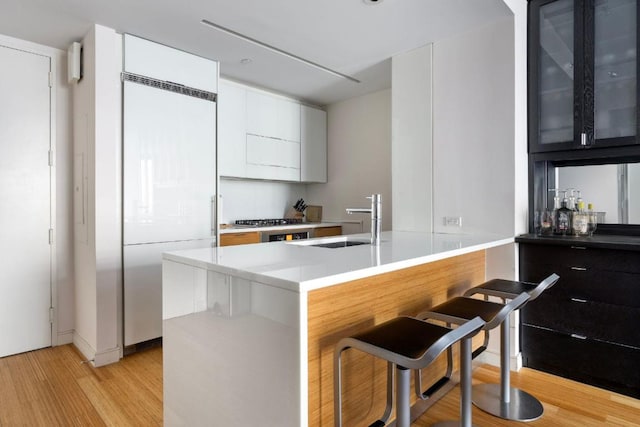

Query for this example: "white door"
[0,45,52,357]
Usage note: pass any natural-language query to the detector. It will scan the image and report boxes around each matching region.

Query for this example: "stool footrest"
[418,375,450,400]
[471,345,487,360]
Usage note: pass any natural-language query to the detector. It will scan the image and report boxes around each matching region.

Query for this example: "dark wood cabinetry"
[528,0,640,153]
[518,237,640,398]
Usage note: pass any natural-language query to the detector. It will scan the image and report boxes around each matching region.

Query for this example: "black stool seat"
[334,315,484,427]
[469,278,537,299]
[350,317,455,363]
[464,274,559,303]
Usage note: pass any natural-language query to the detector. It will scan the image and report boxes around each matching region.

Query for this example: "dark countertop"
[516,233,640,251]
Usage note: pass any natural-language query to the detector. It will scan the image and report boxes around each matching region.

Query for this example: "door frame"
[0,33,57,347]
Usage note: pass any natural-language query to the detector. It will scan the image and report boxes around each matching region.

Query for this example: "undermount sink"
[310,241,369,249]
[286,236,370,248]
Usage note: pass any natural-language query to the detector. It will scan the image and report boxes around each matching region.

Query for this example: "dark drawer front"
[520,243,640,274]
[522,325,640,398]
[522,295,640,348]
[520,262,640,308]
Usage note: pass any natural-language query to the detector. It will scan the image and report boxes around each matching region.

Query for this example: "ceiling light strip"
[201,19,360,83]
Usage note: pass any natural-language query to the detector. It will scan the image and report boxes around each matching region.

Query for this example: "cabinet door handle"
[570,297,588,303]
[571,333,587,340]
[570,246,587,250]
[581,132,587,146]
[570,266,587,271]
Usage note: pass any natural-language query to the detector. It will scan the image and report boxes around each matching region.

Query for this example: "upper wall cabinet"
[123,34,218,93]
[246,90,300,142]
[218,79,327,183]
[529,0,639,153]
[301,105,327,183]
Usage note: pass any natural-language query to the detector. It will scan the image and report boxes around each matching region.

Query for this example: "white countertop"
[163,231,514,292]
[219,222,341,234]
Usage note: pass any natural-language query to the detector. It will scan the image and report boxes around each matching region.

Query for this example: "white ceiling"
[0,0,512,106]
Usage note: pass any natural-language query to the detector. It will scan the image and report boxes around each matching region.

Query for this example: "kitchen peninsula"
[162,231,512,426]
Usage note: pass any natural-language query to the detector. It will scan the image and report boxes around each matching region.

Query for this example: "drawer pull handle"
[571,334,587,340]
[571,246,587,250]
[570,297,588,303]
[570,266,587,271]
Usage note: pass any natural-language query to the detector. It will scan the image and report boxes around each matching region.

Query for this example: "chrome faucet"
[346,194,381,246]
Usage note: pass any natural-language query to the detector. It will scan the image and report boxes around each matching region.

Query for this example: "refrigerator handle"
[211,196,216,235]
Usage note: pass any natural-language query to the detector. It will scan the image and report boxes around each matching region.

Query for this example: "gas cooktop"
[235,218,303,227]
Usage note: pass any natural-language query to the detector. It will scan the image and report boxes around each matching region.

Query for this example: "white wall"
[72,24,122,366]
[0,33,74,346]
[391,44,433,232]
[306,89,392,233]
[389,6,528,369]
[219,179,308,223]
[432,16,515,236]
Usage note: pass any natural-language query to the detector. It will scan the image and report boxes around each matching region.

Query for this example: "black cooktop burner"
[235,218,303,227]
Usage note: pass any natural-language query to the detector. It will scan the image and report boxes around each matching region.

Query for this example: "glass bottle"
[554,191,572,235]
[572,200,589,236]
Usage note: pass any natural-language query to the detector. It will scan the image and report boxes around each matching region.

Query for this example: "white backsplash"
[219,178,308,223]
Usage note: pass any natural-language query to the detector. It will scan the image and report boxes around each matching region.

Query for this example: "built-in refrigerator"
[122,74,216,346]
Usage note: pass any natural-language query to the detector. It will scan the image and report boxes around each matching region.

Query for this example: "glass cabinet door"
[537,0,575,146]
[594,0,638,143]
[529,0,640,153]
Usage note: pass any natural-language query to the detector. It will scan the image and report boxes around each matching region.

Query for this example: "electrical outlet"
[444,216,463,227]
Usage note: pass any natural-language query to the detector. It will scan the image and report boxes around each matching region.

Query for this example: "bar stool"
[334,315,485,427]
[462,273,560,421]
[415,292,530,421]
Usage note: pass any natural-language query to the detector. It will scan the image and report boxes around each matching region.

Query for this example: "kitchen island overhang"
[162,231,513,426]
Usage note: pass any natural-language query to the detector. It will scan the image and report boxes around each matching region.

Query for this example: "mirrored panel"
[553,162,640,224]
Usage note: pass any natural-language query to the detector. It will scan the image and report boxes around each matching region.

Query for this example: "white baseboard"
[94,346,121,367]
[72,332,122,367]
[73,331,96,364]
[57,330,74,345]
[477,349,523,371]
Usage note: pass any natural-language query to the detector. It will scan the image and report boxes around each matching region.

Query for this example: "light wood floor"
[0,344,638,426]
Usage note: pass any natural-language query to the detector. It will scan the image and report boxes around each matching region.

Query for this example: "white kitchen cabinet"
[123,34,217,92]
[245,134,301,181]
[218,80,326,182]
[218,80,247,177]
[246,89,300,142]
[301,105,327,183]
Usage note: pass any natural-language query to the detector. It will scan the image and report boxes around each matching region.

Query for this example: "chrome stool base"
[432,422,479,427]
[472,383,543,422]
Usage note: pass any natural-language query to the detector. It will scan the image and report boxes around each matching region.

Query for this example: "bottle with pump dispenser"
[554,190,572,235]
[567,188,577,212]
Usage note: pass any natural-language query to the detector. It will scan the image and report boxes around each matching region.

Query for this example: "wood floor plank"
[1,344,639,426]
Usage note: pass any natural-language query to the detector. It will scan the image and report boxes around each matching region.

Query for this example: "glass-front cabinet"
[529,0,639,153]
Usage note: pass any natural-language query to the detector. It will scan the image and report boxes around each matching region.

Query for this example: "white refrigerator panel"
[123,81,216,245]
[124,239,213,346]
